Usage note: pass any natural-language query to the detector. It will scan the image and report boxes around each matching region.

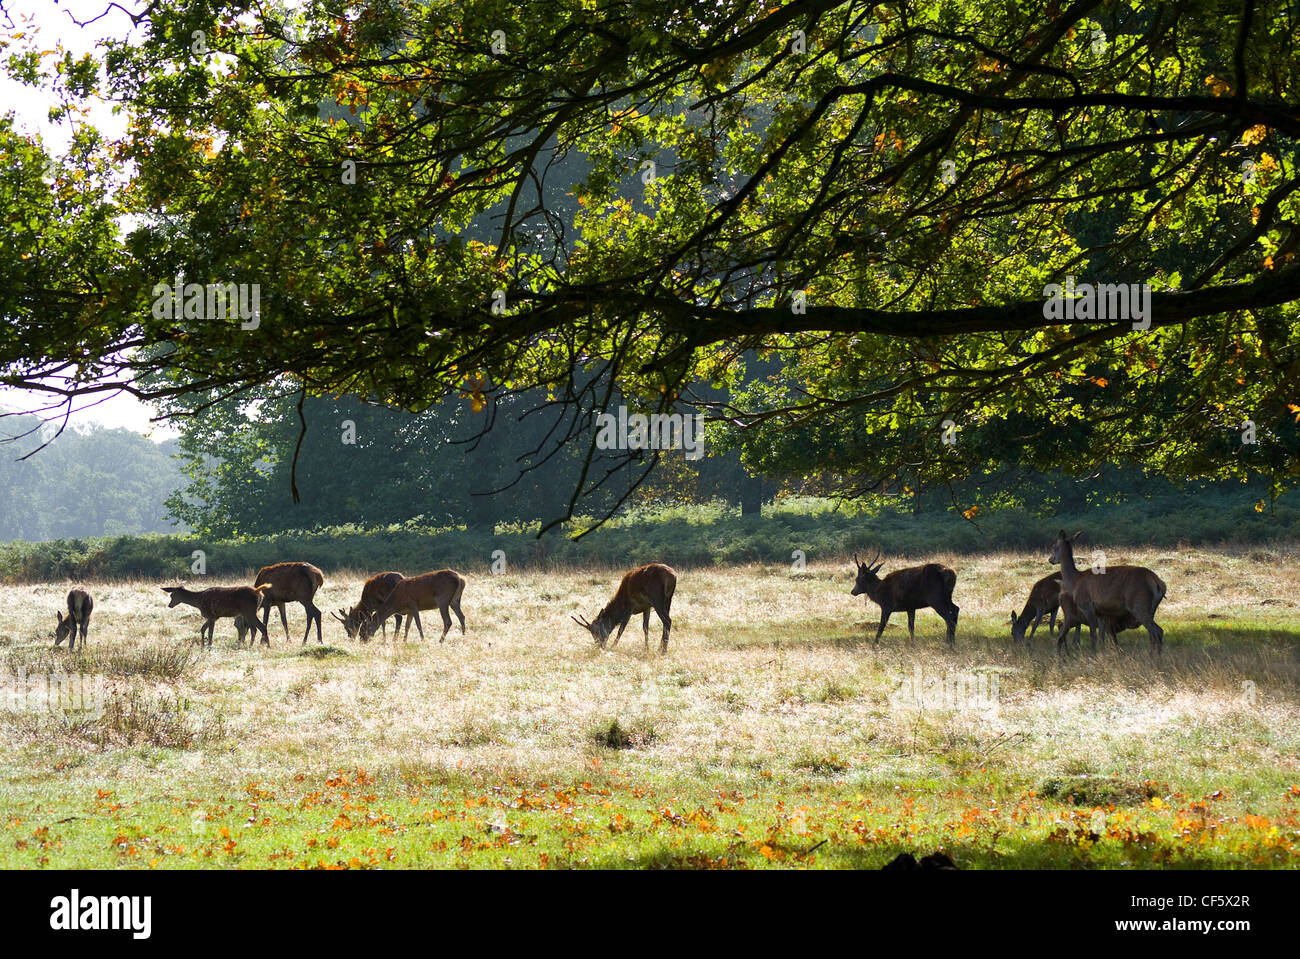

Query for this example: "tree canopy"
[1,0,1298,526]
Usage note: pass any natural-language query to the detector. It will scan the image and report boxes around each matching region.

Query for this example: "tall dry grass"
[0,549,1295,802]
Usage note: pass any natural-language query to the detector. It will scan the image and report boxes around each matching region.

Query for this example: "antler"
[571,614,591,628]
[330,610,347,625]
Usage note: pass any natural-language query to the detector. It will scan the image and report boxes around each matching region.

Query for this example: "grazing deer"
[163,585,271,647]
[851,553,959,643]
[359,570,466,643]
[53,588,94,651]
[1049,530,1167,652]
[572,563,677,655]
[331,571,405,641]
[255,562,325,645]
[1009,573,1071,645]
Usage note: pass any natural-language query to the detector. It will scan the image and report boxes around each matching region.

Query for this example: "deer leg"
[79,615,90,648]
[1048,608,1058,635]
[875,610,890,642]
[1143,617,1163,653]
[411,611,425,641]
[300,601,321,645]
[451,601,465,635]
[611,621,627,649]
[906,610,915,640]
[659,611,671,655]
[1094,618,1116,650]
[1028,613,1041,639]
[946,603,959,643]
[642,610,651,651]
[439,605,452,643]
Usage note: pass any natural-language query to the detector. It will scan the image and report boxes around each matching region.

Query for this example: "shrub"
[2,490,1299,584]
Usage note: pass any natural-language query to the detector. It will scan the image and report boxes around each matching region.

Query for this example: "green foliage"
[3,1,1298,525]
[0,414,185,541]
[2,486,1298,584]
[152,378,762,536]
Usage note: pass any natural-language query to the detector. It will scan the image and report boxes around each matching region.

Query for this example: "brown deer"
[1009,573,1069,644]
[1049,530,1167,652]
[254,562,325,645]
[851,553,959,642]
[1053,588,1142,654]
[358,570,466,642]
[572,563,677,655]
[163,585,271,647]
[53,588,94,651]
[331,571,404,641]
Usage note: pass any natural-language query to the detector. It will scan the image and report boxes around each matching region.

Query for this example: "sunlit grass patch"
[0,552,1296,867]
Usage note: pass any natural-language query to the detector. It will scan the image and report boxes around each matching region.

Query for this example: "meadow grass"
[0,547,1297,869]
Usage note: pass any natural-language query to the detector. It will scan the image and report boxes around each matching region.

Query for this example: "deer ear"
[1072,529,1085,542]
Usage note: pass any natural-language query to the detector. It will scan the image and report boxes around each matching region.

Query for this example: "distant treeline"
[0,413,184,542]
[1,490,1296,585]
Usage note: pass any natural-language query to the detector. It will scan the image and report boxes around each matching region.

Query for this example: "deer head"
[571,612,611,647]
[331,607,360,639]
[1009,611,1026,642]
[851,552,884,598]
[1048,530,1085,565]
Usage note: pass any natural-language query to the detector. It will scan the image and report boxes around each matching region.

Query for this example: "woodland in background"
[0,413,183,540]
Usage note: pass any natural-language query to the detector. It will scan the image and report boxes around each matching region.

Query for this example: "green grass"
[1,551,1298,868]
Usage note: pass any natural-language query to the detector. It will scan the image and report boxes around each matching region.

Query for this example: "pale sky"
[1,0,177,439]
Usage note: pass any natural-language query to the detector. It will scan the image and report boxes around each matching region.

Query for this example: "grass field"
[1,545,1298,869]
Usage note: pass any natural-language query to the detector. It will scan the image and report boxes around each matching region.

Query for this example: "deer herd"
[45,531,1168,655]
